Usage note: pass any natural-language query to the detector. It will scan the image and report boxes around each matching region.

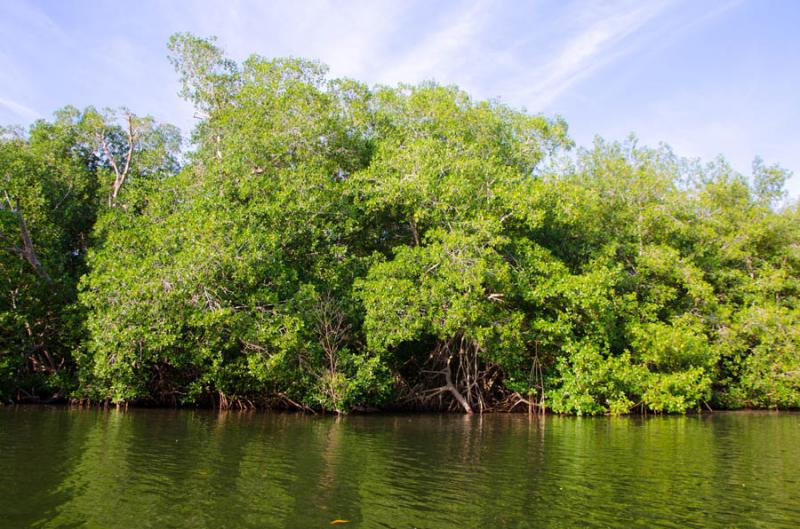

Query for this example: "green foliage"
[2,33,798,414]
[0,107,178,400]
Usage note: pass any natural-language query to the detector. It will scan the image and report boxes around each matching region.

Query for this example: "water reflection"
[1,408,798,528]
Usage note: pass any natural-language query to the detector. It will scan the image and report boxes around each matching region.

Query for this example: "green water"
[1,408,798,528]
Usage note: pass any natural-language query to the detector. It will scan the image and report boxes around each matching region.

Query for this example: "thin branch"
[103,112,137,207]
[1,191,50,281]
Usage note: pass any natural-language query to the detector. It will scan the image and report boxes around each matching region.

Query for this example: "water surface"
[1,407,798,528]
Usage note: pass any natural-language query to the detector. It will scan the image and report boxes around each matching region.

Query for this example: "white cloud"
[0,97,42,122]
[153,0,410,80]
[506,1,675,109]
[373,0,490,85]
[0,0,794,196]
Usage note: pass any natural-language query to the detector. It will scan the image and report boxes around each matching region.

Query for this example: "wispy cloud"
[154,0,410,80]
[0,97,42,122]
[633,0,744,60]
[0,0,69,43]
[374,0,491,85]
[0,0,794,195]
[506,1,675,109]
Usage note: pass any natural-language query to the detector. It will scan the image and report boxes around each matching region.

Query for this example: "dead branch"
[100,112,137,207]
[0,191,50,281]
[313,293,352,414]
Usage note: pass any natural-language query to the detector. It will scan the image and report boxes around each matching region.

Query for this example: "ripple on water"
[1,408,799,529]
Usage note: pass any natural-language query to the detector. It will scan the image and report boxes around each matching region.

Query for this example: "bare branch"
[102,112,138,207]
[0,191,51,281]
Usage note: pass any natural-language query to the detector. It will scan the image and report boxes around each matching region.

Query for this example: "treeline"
[1,34,798,414]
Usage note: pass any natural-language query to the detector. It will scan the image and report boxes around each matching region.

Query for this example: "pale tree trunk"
[444,354,473,414]
[1,192,50,281]
[100,112,136,207]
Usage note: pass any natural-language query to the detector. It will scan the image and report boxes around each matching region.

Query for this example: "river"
[1,407,798,528]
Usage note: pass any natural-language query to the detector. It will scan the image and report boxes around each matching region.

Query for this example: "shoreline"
[3,400,798,417]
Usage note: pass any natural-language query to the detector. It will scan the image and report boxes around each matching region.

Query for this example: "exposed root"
[394,334,508,413]
[217,391,256,411]
[269,392,317,414]
[494,391,546,414]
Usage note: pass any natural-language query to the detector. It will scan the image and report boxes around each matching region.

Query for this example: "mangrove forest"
[1,34,798,415]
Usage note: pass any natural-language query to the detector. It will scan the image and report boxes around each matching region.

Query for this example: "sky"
[1,0,798,195]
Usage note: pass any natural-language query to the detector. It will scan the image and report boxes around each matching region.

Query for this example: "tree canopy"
[1,34,797,414]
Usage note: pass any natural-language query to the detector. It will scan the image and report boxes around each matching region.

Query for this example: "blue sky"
[1,0,798,196]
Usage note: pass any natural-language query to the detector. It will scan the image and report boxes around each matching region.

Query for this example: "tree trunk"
[444,355,473,414]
